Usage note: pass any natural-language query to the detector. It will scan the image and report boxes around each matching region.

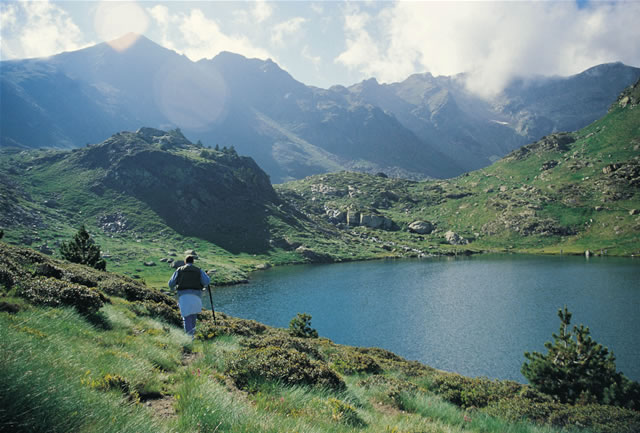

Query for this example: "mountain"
[277,79,640,256]
[347,62,640,172]
[2,34,639,183]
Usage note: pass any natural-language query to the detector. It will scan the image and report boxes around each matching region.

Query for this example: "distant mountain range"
[2,33,639,182]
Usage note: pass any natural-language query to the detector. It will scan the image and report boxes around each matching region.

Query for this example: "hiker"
[168,255,210,337]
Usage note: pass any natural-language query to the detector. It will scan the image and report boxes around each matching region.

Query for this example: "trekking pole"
[207,284,217,325]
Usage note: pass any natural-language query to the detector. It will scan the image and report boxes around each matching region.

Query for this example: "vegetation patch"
[225,346,345,391]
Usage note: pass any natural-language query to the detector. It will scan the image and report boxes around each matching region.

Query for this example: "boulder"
[408,221,434,235]
[445,231,468,245]
[170,260,185,269]
[630,209,639,216]
[143,261,156,267]
[295,246,332,263]
[346,210,360,227]
[255,263,271,270]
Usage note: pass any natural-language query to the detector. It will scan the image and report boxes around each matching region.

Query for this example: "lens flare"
[94,1,149,51]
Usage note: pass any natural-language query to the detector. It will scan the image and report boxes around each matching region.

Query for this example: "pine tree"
[60,225,106,271]
[522,306,623,405]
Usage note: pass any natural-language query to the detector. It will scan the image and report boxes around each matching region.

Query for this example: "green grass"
[2,241,639,432]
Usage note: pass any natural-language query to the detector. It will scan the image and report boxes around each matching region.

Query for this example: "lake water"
[207,255,640,382]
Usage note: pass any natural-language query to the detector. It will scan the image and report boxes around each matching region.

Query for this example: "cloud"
[252,0,273,23]
[0,0,90,59]
[148,7,271,61]
[336,1,640,98]
[302,45,321,69]
[271,17,307,46]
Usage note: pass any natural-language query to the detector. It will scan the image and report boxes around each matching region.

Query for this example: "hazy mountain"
[2,34,639,182]
[348,63,640,171]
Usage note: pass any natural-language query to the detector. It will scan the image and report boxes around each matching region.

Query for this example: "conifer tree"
[60,225,106,271]
[522,306,638,406]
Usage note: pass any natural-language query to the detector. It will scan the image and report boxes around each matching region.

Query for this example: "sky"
[1,0,640,97]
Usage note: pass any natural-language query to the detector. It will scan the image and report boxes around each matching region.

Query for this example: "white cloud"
[0,0,90,60]
[252,0,273,23]
[336,1,640,98]
[149,8,271,61]
[302,45,321,69]
[271,17,307,46]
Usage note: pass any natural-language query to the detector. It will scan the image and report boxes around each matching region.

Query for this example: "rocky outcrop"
[408,221,434,234]
[295,246,333,263]
[360,214,393,230]
[444,231,468,245]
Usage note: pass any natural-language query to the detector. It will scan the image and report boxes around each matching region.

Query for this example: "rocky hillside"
[277,80,640,256]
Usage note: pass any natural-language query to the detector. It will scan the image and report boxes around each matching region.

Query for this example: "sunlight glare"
[94,1,149,51]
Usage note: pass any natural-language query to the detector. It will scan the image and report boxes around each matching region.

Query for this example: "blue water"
[207,255,640,382]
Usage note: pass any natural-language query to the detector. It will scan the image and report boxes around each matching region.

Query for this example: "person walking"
[168,255,210,338]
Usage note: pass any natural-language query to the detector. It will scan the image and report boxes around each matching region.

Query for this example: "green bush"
[242,334,323,360]
[485,397,640,433]
[225,346,345,391]
[289,312,318,338]
[428,373,521,409]
[325,397,365,427]
[18,277,104,314]
[130,300,181,327]
[330,349,382,375]
[522,306,640,408]
[358,375,420,410]
[60,225,106,271]
[196,312,267,337]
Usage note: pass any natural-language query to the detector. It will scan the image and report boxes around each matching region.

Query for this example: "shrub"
[330,349,382,375]
[196,312,267,338]
[325,398,365,427]
[289,313,318,338]
[485,397,640,433]
[522,306,639,408]
[242,335,323,360]
[130,301,181,327]
[18,277,104,314]
[60,225,106,271]
[428,373,521,409]
[225,346,345,391]
[358,376,421,410]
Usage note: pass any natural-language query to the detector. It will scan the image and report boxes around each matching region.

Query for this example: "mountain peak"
[105,32,148,52]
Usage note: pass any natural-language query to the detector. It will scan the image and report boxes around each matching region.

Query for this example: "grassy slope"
[2,242,638,433]
[276,94,640,257]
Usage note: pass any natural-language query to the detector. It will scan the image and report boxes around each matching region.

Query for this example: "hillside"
[0,127,402,287]
[2,34,639,182]
[2,241,639,433]
[277,80,640,257]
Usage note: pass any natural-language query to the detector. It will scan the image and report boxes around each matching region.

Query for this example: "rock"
[585,250,591,258]
[444,231,468,245]
[255,263,271,270]
[630,209,640,216]
[603,163,621,174]
[346,210,360,227]
[295,246,332,263]
[143,261,156,267]
[499,185,508,192]
[408,221,434,235]
[540,160,558,171]
[184,249,197,257]
[43,199,58,208]
[170,260,185,269]
[38,244,54,255]
[325,208,347,224]
[594,206,604,211]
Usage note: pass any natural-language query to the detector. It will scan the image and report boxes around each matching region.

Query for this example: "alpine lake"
[206,254,640,382]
